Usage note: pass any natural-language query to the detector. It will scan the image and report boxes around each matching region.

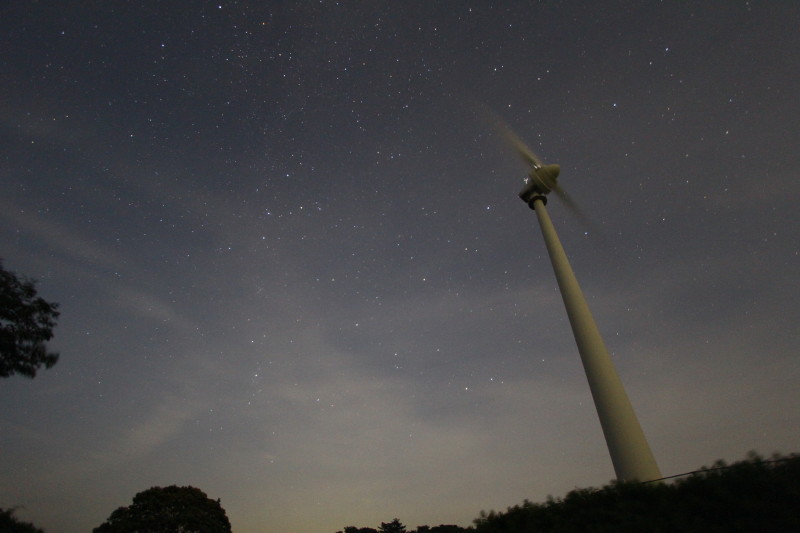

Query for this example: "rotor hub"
[519,163,560,207]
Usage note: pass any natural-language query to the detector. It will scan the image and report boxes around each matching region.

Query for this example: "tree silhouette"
[472,453,800,533]
[341,527,379,533]
[0,508,45,533]
[427,526,470,533]
[379,519,407,533]
[0,261,60,378]
[93,485,231,533]
[340,521,472,533]
[338,527,379,533]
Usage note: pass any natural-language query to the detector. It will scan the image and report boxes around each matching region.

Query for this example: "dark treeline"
[341,454,800,533]
[338,518,473,533]
[7,453,800,532]
[0,508,45,533]
[473,453,800,533]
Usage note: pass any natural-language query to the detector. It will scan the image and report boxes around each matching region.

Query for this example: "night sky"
[2,2,799,532]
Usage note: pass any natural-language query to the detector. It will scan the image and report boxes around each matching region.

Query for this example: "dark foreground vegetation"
[3,453,799,532]
[337,519,471,533]
[472,453,800,533]
[0,260,60,379]
[0,508,45,533]
[93,486,232,533]
[341,454,800,533]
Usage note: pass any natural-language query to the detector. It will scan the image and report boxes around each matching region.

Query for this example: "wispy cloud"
[0,198,124,270]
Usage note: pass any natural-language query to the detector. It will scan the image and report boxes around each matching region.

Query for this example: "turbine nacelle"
[519,163,561,204]
[486,109,589,221]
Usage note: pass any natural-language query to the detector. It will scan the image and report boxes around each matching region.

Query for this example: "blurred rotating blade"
[478,103,607,241]
[480,107,543,169]
[552,183,607,243]
[499,121,543,169]
[552,184,587,223]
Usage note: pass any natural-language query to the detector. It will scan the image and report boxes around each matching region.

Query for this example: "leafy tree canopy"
[93,485,232,533]
[339,522,471,533]
[0,260,60,378]
[379,519,408,533]
[0,508,46,533]
[340,527,378,533]
[473,452,800,533]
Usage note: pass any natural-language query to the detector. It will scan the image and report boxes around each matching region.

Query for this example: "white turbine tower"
[498,119,662,483]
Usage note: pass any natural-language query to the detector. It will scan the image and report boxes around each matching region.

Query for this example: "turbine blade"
[478,106,544,169]
[551,183,602,237]
[499,122,544,169]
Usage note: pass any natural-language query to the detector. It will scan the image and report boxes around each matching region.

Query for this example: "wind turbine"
[498,119,662,483]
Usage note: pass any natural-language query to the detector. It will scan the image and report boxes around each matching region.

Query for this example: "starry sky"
[2,2,799,532]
